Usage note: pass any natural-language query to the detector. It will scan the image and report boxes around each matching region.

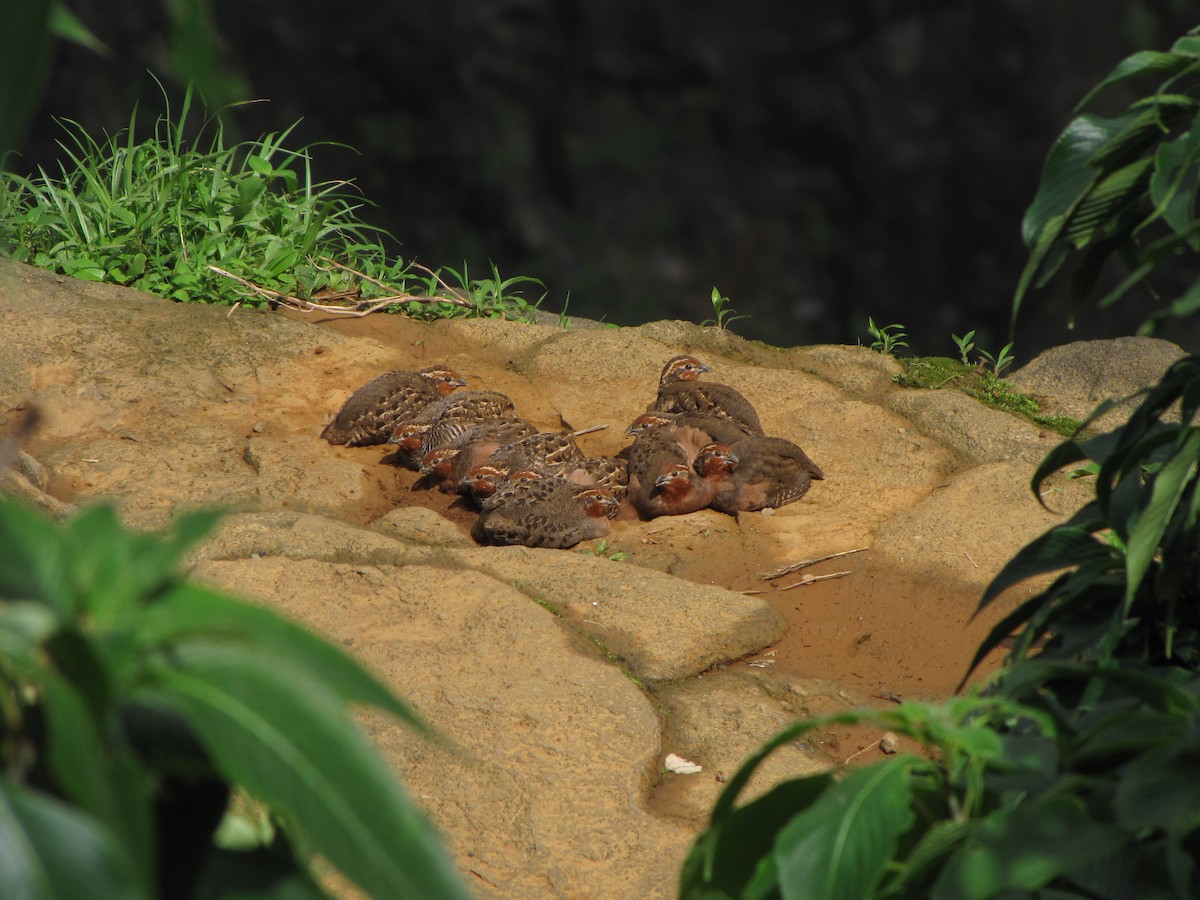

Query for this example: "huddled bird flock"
[321,355,824,549]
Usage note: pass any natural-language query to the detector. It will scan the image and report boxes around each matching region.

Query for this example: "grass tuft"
[893,356,1083,436]
[0,88,545,321]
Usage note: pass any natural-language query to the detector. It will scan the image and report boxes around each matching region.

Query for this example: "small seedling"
[701,287,748,331]
[951,330,976,365]
[579,540,629,561]
[866,317,908,355]
[978,341,1016,378]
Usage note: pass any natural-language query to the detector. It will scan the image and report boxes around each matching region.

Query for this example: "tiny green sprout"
[866,317,908,355]
[951,330,976,365]
[978,341,1016,378]
[579,540,629,561]
[701,287,749,331]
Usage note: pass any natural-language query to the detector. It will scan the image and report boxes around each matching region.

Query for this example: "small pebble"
[879,732,900,755]
[252,422,266,433]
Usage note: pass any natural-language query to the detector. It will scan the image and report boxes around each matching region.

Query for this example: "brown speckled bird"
[416,417,539,492]
[320,365,466,446]
[552,455,629,501]
[624,417,706,507]
[472,476,619,548]
[385,390,516,468]
[482,429,588,474]
[707,436,825,513]
[626,410,756,448]
[631,460,721,519]
[652,355,764,435]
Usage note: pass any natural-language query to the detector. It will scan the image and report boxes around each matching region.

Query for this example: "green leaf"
[1063,158,1153,248]
[932,794,1126,899]
[1021,112,1132,248]
[680,774,834,898]
[977,523,1113,613]
[774,757,918,900]
[0,500,72,614]
[39,671,155,893]
[1075,50,1200,110]
[0,781,141,900]
[136,641,469,900]
[130,584,427,734]
[1115,730,1200,834]
[1123,429,1200,607]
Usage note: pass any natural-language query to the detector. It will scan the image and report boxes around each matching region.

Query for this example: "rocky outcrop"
[0,258,1175,897]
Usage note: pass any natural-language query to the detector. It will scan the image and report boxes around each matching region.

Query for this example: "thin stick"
[778,570,851,591]
[316,256,473,308]
[742,570,852,595]
[760,547,868,580]
[207,265,463,317]
[843,740,882,764]
[408,260,473,306]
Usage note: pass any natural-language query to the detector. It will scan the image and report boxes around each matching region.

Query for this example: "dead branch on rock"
[760,547,868,581]
[207,258,474,318]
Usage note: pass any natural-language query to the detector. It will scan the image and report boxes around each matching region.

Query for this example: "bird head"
[577,488,620,519]
[694,443,738,477]
[659,355,711,385]
[418,365,468,396]
[625,412,675,436]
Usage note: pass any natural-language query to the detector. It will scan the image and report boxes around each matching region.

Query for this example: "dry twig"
[207,259,473,318]
[760,547,868,580]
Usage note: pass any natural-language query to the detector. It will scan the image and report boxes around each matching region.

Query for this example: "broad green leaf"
[0,781,141,900]
[1063,158,1153,248]
[1149,124,1200,242]
[39,671,155,893]
[680,774,834,898]
[1075,50,1200,111]
[977,524,1113,612]
[1021,112,1133,248]
[131,584,427,733]
[774,757,918,900]
[0,601,59,666]
[931,794,1126,899]
[1114,733,1200,833]
[1123,429,1200,607]
[0,500,72,613]
[137,641,469,900]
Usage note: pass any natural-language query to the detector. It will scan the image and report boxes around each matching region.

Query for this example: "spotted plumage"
[321,365,466,446]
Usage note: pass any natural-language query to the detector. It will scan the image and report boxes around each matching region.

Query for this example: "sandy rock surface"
[0,258,1179,897]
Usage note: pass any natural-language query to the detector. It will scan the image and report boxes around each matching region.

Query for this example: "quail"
[321,365,466,446]
[386,390,516,468]
[472,476,619,548]
[708,435,825,513]
[417,417,539,492]
[652,355,764,435]
[631,460,721,519]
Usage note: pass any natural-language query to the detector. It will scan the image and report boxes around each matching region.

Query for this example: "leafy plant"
[951,329,976,364]
[977,340,1016,378]
[0,499,470,898]
[0,86,546,322]
[683,27,1200,899]
[701,286,748,331]
[970,353,1200,673]
[866,317,908,355]
[1014,28,1200,334]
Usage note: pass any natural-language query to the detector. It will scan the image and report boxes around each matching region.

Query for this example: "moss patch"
[893,356,1083,437]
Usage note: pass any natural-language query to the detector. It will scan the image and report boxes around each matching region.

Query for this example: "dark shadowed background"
[18,1,1200,357]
